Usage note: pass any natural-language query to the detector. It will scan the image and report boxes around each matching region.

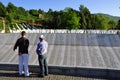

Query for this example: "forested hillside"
[0,2,120,32]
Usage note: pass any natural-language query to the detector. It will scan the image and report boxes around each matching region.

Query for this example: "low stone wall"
[0,64,120,79]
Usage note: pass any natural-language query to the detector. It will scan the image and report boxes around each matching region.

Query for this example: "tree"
[42,9,54,28]
[17,7,26,15]
[38,9,44,14]
[94,14,110,29]
[59,8,80,30]
[0,2,6,17]
[108,20,117,29]
[0,2,118,31]
[6,2,17,13]
[116,20,120,29]
[79,5,92,29]
[29,9,39,17]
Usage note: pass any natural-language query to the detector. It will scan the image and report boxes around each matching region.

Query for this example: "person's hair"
[21,31,26,36]
[39,38,43,41]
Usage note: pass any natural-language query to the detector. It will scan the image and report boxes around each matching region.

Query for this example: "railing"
[8,29,120,34]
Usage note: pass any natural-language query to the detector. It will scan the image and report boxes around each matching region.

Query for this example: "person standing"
[36,35,48,77]
[13,31,30,77]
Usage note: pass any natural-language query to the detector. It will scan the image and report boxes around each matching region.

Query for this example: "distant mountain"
[95,13,120,21]
[103,14,120,21]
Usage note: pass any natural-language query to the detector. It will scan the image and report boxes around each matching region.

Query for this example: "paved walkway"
[0,70,106,80]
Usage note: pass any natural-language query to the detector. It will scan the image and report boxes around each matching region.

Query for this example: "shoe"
[45,74,48,76]
[18,71,24,77]
[22,71,24,74]
[38,74,45,78]
[25,72,32,77]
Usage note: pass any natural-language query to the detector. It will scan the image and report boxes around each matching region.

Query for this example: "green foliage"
[93,14,118,30]
[116,20,120,29]
[0,22,3,31]
[108,20,117,29]
[42,9,54,28]
[29,9,39,17]
[62,8,80,30]
[5,24,10,33]
[79,5,92,29]
[6,2,17,13]
[94,14,108,29]
[0,2,6,17]
[0,2,119,32]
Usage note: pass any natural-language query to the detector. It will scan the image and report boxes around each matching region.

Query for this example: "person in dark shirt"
[13,31,30,77]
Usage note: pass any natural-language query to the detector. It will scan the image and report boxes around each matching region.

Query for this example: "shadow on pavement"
[0,64,120,80]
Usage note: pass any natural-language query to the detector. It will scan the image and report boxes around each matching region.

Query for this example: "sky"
[0,0,120,17]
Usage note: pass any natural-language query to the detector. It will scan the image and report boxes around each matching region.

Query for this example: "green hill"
[95,13,120,21]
